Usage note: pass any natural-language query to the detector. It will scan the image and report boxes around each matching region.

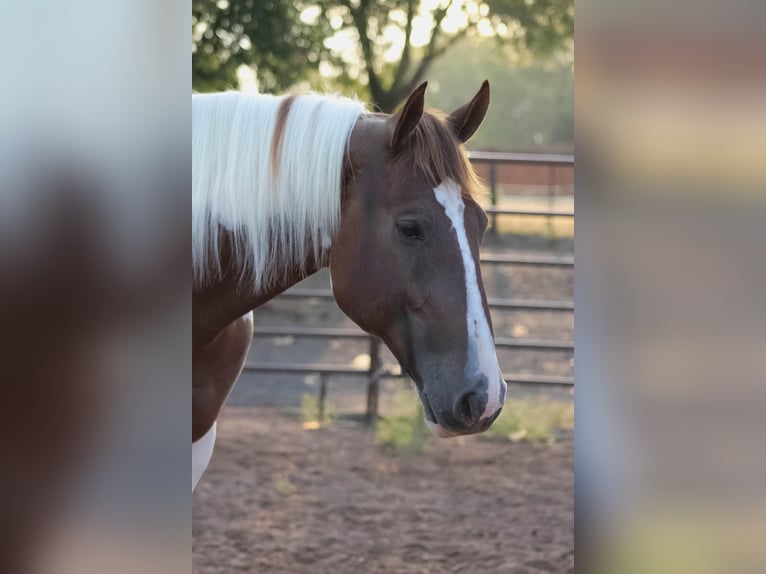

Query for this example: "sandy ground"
[193,409,573,574]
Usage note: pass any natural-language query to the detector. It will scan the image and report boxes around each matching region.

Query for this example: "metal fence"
[245,151,574,422]
[472,151,574,236]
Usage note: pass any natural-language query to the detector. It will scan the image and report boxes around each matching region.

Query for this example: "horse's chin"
[425,417,499,438]
[425,420,458,438]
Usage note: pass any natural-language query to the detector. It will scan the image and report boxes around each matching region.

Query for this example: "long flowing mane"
[192,91,366,291]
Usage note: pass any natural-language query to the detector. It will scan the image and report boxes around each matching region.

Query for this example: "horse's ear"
[389,81,427,149]
[447,80,490,143]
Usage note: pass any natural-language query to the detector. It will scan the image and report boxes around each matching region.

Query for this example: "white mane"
[192,91,366,291]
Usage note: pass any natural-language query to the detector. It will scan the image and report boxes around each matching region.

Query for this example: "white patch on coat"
[192,311,253,491]
[192,422,216,492]
[433,179,506,420]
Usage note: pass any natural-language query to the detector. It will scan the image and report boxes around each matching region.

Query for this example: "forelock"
[394,110,485,200]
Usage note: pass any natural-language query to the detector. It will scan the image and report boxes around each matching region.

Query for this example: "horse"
[192,81,506,491]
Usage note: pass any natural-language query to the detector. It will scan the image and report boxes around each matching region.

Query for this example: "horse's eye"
[396,220,424,241]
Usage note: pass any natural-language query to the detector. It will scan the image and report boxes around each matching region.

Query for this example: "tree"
[427,36,573,152]
[193,1,573,112]
[192,0,335,93]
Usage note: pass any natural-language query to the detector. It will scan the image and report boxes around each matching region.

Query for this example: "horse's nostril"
[455,391,483,426]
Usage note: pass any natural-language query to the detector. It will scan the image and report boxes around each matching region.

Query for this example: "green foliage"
[193,0,335,94]
[192,1,574,113]
[301,393,319,424]
[482,395,573,443]
[376,389,431,455]
[427,36,573,152]
[377,389,573,452]
[301,392,333,427]
[485,0,574,57]
[274,472,298,495]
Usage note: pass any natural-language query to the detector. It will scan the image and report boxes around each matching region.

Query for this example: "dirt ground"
[192,408,573,574]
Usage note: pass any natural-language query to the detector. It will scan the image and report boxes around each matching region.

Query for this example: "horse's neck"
[194,191,336,348]
[193,254,324,350]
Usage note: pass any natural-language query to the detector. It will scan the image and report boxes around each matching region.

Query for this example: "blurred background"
[192,2,574,573]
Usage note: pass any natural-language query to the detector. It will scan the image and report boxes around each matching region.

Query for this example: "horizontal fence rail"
[485,207,574,217]
[466,151,574,165]
[280,289,574,311]
[246,152,574,422]
[466,151,574,234]
[480,253,574,267]
[252,325,572,351]
[243,362,574,388]
[503,373,574,386]
[488,298,574,311]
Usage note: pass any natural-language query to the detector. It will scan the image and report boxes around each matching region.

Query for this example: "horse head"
[330,81,506,436]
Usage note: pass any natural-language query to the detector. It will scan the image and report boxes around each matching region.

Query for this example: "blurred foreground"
[577,0,766,571]
[0,2,188,573]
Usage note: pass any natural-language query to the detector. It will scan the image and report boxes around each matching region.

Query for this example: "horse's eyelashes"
[396,220,424,241]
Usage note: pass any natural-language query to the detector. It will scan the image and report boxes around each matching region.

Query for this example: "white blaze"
[433,179,506,421]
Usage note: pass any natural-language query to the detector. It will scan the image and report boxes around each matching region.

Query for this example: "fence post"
[547,163,556,240]
[489,161,497,235]
[318,373,327,423]
[366,337,381,425]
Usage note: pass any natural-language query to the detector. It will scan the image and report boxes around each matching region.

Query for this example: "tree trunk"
[370,76,425,113]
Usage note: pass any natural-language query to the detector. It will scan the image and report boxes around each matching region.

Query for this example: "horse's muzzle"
[422,378,503,437]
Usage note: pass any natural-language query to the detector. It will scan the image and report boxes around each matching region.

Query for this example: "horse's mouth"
[421,390,503,438]
[413,370,502,437]
[404,368,438,424]
[419,391,438,424]
[419,391,463,438]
